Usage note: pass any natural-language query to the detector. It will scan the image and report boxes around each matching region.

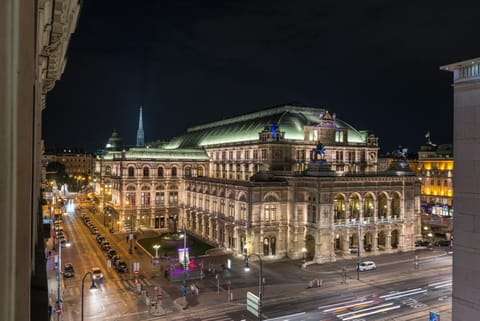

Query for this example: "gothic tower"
[136,106,145,146]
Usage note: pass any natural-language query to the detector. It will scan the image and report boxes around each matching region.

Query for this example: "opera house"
[97,104,421,263]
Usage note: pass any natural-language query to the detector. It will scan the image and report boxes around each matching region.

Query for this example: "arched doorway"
[364,232,373,252]
[334,234,344,253]
[378,231,386,251]
[391,230,399,249]
[305,234,315,260]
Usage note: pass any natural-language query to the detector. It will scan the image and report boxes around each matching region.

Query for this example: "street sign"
[133,262,140,274]
[246,291,260,317]
[430,311,440,321]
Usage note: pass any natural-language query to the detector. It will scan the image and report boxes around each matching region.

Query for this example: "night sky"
[43,0,480,153]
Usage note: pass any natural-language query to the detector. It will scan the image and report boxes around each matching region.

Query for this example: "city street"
[50,200,452,321]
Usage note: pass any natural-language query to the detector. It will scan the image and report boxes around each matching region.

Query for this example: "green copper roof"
[164,105,369,149]
[103,148,209,160]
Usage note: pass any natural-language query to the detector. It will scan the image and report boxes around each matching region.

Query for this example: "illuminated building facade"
[97,105,421,262]
[416,143,454,216]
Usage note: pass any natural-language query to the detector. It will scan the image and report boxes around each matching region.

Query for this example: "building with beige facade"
[97,105,421,263]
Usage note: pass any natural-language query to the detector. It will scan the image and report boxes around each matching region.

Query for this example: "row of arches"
[105,165,206,178]
[333,229,400,252]
[333,192,401,223]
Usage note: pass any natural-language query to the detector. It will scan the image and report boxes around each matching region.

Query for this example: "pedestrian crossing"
[63,276,155,297]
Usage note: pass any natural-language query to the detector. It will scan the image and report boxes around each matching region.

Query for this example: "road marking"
[428,280,451,287]
[341,305,401,320]
[318,298,367,310]
[265,312,306,320]
[323,300,375,313]
[382,289,427,300]
[337,303,394,318]
[434,282,451,289]
[380,288,422,299]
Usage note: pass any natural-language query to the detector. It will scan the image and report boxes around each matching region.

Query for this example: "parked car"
[107,249,117,259]
[357,261,376,271]
[91,267,104,280]
[64,263,74,278]
[102,242,111,251]
[111,255,121,265]
[115,260,128,273]
[434,240,451,247]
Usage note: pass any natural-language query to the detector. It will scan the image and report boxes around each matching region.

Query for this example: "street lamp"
[56,236,70,321]
[153,244,161,258]
[126,199,134,254]
[356,222,361,281]
[244,253,263,320]
[81,271,97,321]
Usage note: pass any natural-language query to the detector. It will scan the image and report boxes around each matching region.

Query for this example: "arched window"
[143,167,149,177]
[128,166,135,177]
[197,167,204,177]
[157,167,164,177]
[184,166,191,177]
[171,167,177,177]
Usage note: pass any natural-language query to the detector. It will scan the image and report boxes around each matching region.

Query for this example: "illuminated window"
[336,151,343,162]
[155,192,164,205]
[240,203,247,220]
[169,191,178,204]
[229,201,235,217]
[220,199,225,214]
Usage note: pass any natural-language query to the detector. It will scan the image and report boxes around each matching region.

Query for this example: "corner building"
[98,105,421,263]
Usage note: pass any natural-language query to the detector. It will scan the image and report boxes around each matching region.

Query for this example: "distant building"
[416,142,453,216]
[44,148,94,178]
[97,104,421,262]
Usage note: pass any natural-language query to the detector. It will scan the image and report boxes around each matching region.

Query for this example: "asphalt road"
[55,199,452,321]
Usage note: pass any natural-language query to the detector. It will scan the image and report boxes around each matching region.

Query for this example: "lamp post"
[356,221,361,281]
[181,226,188,306]
[244,253,263,321]
[56,235,70,321]
[81,271,97,321]
[153,244,161,258]
[126,199,134,254]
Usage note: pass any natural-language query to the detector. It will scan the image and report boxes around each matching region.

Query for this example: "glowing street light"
[153,244,161,258]
[81,271,97,321]
[244,253,264,320]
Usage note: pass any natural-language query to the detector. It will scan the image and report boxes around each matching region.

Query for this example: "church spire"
[136,106,144,146]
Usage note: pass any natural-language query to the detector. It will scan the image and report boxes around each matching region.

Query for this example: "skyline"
[42,1,480,153]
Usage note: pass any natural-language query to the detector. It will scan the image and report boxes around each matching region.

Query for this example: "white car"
[357,261,376,271]
[91,267,104,280]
